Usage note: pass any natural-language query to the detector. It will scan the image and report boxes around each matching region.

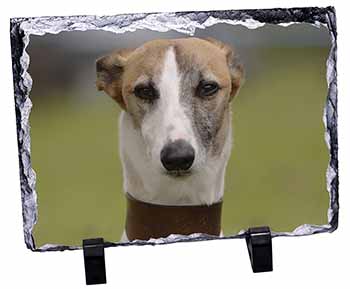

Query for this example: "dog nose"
[160,139,195,171]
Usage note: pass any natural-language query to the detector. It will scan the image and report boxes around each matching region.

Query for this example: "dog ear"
[205,37,244,102]
[96,49,134,110]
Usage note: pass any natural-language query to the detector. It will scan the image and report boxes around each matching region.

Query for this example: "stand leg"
[245,226,273,273]
[83,238,107,285]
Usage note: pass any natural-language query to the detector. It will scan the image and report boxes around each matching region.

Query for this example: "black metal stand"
[245,226,273,273]
[81,228,272,285]
[83,238,107,285]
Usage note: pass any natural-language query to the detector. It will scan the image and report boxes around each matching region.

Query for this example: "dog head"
[96,37,243,178]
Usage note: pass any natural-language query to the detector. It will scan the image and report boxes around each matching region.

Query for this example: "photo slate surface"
[10,7,338,251]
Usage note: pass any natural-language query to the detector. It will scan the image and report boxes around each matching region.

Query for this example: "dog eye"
[134,84,158,101]
[197,81,220,98]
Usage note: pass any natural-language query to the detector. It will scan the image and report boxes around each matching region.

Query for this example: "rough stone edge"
[9,6,338,252]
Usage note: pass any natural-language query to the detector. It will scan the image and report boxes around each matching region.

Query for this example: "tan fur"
[121,42,169,126]
[204,37,244,100]
[96,49,130,110]
[96,37,243,110]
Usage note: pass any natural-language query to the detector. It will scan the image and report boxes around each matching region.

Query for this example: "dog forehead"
[173,38,230,80]
[173,38,227,61]
[123,40,172,80]
[124,38,230,82]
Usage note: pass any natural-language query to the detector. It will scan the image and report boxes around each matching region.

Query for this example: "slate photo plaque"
[10,6,338,252]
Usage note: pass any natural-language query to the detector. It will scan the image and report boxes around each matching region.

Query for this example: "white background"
[0,0,348,288]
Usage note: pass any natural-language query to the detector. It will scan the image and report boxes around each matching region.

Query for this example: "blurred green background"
[27,23,330,248]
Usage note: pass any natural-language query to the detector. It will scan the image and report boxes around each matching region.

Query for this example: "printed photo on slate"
[10,7,338,255]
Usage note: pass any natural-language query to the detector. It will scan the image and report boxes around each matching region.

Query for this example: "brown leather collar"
[125,193,223,241]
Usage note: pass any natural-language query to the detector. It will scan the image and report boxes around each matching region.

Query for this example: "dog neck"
[125,192,223,241]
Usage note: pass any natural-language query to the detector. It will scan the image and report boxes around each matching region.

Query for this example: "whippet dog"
[96,37,243,242]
